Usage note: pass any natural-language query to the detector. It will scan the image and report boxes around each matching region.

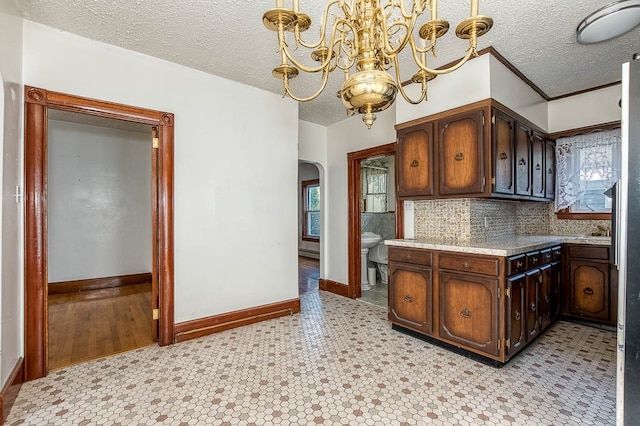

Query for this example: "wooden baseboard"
[1,357,24,423]
[319,279,353,298]
[174,298,301,343]
[48,272,152,294]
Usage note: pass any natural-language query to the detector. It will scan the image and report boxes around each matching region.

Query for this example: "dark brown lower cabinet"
[525,269,540,340]
[388,262,433,335]
[506,274,526,358]
[438,272,499,356]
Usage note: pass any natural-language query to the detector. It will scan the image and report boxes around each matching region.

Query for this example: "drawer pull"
[404,294,414,303]
[516,260,523,269]
[584,287,594,296]
[530,302,536,311]
[455,152,464,161]
[518,158,526,169]
[514,310,521,321]
[535,163,541,171]
[499,152,508,160]
[532,257,538,264]
[462,261,470,269]
[460,308,472,319]
[410,159,419,167]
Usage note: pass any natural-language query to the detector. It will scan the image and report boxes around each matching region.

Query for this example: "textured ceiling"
[15,0,640,126]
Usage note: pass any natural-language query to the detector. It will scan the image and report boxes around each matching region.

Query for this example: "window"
[302,179,320,241]
[555,128,620,219]
[362,161,388,213]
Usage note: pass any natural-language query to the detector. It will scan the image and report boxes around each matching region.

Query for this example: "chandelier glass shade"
[263,0,493,128]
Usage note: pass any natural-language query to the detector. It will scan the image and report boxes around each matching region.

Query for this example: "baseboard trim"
[48,272,152,294]
[174,298,301,343]
[319,279,352,298]
[1,357,24,423]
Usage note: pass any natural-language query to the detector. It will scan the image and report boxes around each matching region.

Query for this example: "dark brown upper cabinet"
[397,123,435,198]
[545,139,556,199]
[515,122,532,197]
[438,110,485,196]
[531,132,545,198]
[492,109,515,195]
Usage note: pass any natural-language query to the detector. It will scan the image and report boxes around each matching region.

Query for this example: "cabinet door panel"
[493,110,514,195]
[438,111,484,195]
[525,269,540,340]
[532,132,545,198]
[389,262,432,334]
[545,140,556,199]
[397,124,434,197]
[515,122,531,196]
[438,272,499,356]
[569,260,610,321]
[506,274,526,358]
[539,264,552,330]
[550,261,561,320]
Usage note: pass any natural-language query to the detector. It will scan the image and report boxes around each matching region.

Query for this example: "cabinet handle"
[544,295,550,303]
[410,159,419,167]
[455,152,464,161]
[499,152,508,160]
[584,287,594,296]
[516,260,523,269]
[462,261,470,269]
[460,308,472,319]
[532,257,538,264]
[530,302,536,311]
[514,310,521,321]
[404,294,414,303]
[518,158,526,169]
[548,168,553,175]
[535,163,541,171]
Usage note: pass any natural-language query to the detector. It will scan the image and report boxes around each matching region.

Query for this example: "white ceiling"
[14,0,640,126]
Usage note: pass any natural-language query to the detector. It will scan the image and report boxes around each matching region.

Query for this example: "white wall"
[298,162,320,255]
[325,108,396,284]
[548,84,622,133]
[23,21,299,323]
[47,120,152,282]
[489,55,548,130]
[395,54,492,125]
[0,0,23,388]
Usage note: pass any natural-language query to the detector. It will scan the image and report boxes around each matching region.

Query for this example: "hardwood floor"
[48,283,154,370]
[298,256,319,295]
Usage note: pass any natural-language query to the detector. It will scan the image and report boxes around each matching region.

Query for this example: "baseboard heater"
[298,249,319,259]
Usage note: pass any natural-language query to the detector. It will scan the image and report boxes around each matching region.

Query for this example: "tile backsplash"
[414,199,611,242]
[362,212,396,240]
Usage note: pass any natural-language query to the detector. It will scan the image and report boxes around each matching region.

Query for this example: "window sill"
[556,209,611,220]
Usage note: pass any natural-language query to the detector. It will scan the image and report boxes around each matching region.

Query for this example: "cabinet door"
[531,132,545,198]
[550,261,561,320]
[388,262,433,334]
[438,110,485,196]
[525,269,540,340]
[539,264,552,330]
[492,110,514,195]
[397,123,434,197]
[506,274,526,358]
[545,139,556,200]
[438,271,499,356]
[569,259,610,322]
[515,122,531,196]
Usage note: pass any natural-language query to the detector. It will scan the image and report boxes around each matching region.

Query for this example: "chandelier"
[263,0,493,128]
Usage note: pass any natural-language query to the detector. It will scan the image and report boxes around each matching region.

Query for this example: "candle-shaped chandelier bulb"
[263,0,493,128]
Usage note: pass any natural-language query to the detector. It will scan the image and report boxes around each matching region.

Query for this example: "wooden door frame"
[24,86,175,381]
[347,142,402,299]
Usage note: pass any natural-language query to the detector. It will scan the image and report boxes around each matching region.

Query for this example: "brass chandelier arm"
[396,0,426,20]
[407,33,477,75]
[294,0,341,50]
[375,7,418,58]
[393,56,428,105]
[282,68,332,102]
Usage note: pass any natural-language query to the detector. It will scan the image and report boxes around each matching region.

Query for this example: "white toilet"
[368,242,389,285]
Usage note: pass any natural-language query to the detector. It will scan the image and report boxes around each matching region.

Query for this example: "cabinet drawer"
[389,247,433,266]
[568,245,609,260]
[540,249,553,265]
[439,254,500,276]
[526,251,541,269]
[507,254,526,276]
[551,246,562,262]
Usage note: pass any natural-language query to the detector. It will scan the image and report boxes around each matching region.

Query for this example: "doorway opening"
[46,111,155,369]
[24,86,175,381]
[298,161,321,296]
[347,143,402,301]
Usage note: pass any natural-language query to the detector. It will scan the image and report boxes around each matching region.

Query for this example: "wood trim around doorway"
[346,142,400,300]
[23,86,175,382]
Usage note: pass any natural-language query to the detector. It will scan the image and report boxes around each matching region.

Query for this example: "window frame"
[302,179,320,241]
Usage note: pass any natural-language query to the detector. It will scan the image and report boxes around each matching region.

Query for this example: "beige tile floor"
[7,291,615,425]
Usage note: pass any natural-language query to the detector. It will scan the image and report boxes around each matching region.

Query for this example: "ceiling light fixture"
[577,0,640,44]
[263,1,492,128]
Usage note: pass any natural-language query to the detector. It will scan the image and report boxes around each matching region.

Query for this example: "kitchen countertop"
[385,235,611,257]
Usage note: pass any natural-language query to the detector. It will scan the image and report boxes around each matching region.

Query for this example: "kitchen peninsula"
[385,235,615,366]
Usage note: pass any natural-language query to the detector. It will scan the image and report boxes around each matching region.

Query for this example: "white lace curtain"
[555,128,621,212]
[362,164,387,212]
